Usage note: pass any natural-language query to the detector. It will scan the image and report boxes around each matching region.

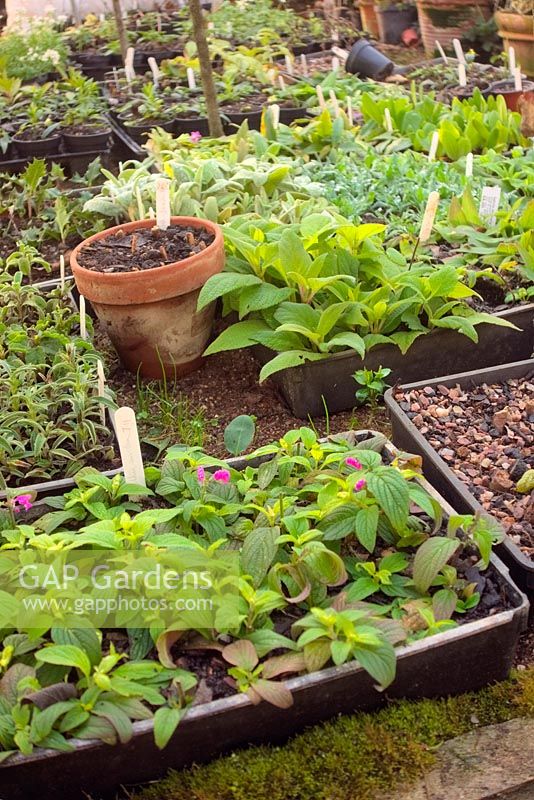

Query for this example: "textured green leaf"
[413,537,460,593]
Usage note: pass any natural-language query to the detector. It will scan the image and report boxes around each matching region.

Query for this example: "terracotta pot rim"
[70,216,224,286]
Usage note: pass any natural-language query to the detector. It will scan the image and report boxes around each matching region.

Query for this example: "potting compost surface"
[78,225,215,272]
[394,376,534,557]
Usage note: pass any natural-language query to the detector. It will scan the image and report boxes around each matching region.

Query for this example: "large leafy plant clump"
[0,272,116,487]
[0,428,503,760]
[360,90,528,159]
[197,213,515,381]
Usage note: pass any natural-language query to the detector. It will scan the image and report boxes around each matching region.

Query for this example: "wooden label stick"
[155,178,171,231]
[148,57,160,88]
[479,186,501,226]
[465,152,473,178]
[316,85,326,110]
[300,53,308,76]
[435,40,448,63]
[428,130,439,161]
[97,360,106,426]
[458,62,467,87]
[514,67,522,92]
[329,89,340,117]
[59,254,65,290]
[284,54,293,75]
[419,191,440,243]
[114,407,146,488]
[187,67,197,90]
[452,38,466,64]
[384,107,393,132]
[508,46,516,75]
[79,295,87,340]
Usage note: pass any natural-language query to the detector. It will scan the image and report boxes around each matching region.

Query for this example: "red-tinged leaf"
[261,653,306,679]
[223,640,258,671]
[303,641,331,673]
[252,679,294,709]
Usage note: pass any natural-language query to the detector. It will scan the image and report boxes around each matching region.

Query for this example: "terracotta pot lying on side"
[70,216,224,380]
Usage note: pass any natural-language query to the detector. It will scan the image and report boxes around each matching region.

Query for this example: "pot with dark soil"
[61,121,112,152]
[385,359,534,605]
[484,78,534,112]
[70,217,224,380]
[12,124,62,157]
[118,112,176,144]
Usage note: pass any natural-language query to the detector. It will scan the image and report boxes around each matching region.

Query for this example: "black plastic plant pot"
[74,52,112,68]
[120,117,175,145]
[376,5,417,44]
[0,434,528,800]
[222,108,263,134]
[133,48,179,69]
[279,106,310,125]
[174,116,211,137]
[62,127,112,153]
[12,132,62,157]
[384,359,534,611]
[255,303,534,418]
[345,39,394,80]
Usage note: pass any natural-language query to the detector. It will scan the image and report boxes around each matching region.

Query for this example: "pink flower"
[354,479,367,492]
[213,469,230,484]
[190,131,202,143]
[13,494,33,512]
[197,466,205,483]
[346,457,362,470]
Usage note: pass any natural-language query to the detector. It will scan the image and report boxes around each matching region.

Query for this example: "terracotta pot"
[70,217,224,380]
[495,10,534,79]
[415,0,492,56]
[359,0,381,38]
[484,78,534,112]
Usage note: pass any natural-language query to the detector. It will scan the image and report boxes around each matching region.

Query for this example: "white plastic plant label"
[419,191,440,243]
[270,104,280,128]
[384,107,393,132]
[514,67,522,92]
[428,131,439,161]
[329,89,340,117]
[452,38,466,64]
[125,47,136,83]
[316,85,326,110]
[465,152,473,178]
[148,57,160,87]
[114,407,146,488]
[300,54,308,76]
[284,54,293,75]
[79,295,87,340]
[155,178,171,231]
[278,74,286,90]
[435,40,448,63]
[479,186,501,226]
[458,62,467,87]
[59,254,65,290]
[97,360,106,426]
[509,46,516,75]
[187,67,197,90]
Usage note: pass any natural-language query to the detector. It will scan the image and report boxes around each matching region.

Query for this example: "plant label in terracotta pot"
[70,216,225,380]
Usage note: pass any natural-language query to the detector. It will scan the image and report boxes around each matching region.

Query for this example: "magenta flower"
[197,466,206,483]
[346,457,362,470]
[13,494,33,512]
[213,469,231,484]
[190,131,202,143]
[354,479,367,492]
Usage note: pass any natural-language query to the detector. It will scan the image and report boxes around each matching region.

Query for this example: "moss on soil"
[134,668,534,800]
